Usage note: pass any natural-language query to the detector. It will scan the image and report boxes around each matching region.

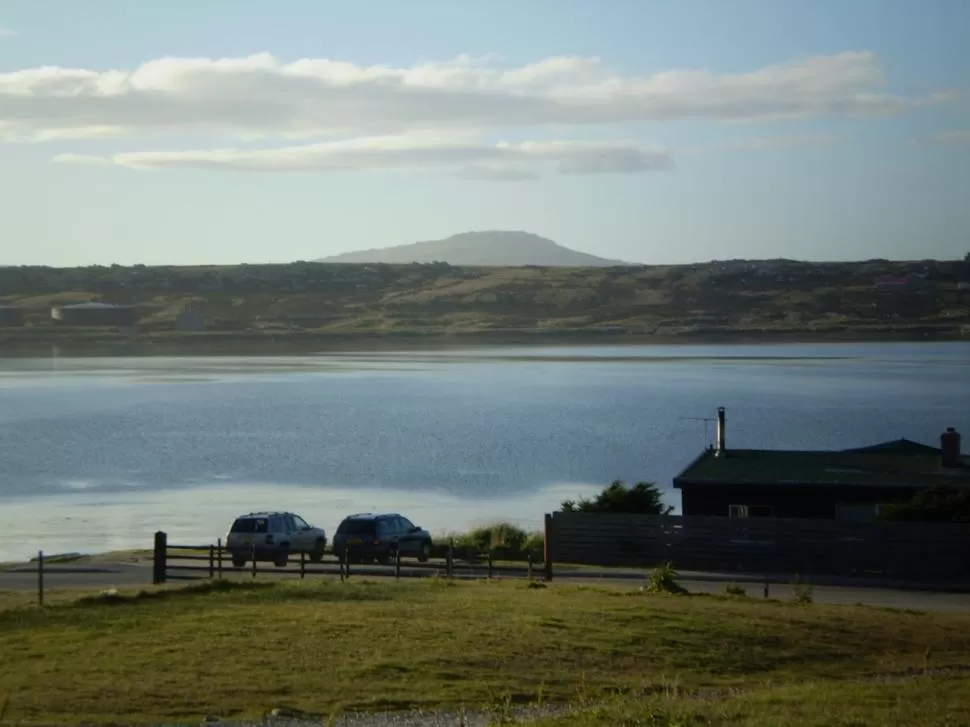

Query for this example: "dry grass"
[528,674,970,726]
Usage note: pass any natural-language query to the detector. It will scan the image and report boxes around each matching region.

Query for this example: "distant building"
[51,302,138,327]
[0,305,25,327]
[674,409,968,522]
[874,274,926,290]
[174,309,206,332]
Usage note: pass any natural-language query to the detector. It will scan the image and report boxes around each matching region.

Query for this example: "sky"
[0,0,968,267]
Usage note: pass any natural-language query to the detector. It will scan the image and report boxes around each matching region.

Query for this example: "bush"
[724,583,747,597]
[561,480,673,515]
[449,522,544,560]
[791,575,814,604]
[644,562,687,595]
[879,487,970,523]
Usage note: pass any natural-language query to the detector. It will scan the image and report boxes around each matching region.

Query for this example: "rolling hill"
[1,258,968,351]
[315,231,632,267]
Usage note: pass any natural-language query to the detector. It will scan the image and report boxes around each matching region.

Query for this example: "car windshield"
[337,520,375,535]
[230,518,268,534]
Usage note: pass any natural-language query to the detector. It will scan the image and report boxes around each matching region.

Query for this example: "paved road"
[3,560,970,612]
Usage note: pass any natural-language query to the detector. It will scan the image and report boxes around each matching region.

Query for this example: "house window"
[729,504,749,518]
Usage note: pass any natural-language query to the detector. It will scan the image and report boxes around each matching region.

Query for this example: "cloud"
[932,129,970,143]
[454,165,540,182]
[682,131,842,155]
[0,50,945,142]
[52,135,674,178]
[0,27,16,37]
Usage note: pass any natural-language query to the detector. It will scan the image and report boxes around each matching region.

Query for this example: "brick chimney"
[941,427,963,468]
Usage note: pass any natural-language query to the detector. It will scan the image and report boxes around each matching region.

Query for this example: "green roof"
[673,439,970,490]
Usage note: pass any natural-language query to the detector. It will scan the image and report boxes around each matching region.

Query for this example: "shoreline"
[1,326,966,357]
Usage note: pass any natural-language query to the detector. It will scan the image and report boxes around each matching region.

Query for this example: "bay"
[1,341,968,562]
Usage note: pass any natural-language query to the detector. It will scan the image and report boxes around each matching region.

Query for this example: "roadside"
[2,558,969,612]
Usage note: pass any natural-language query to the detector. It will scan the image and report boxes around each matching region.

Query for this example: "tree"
[879,487,970,523]
[561,480,674,515]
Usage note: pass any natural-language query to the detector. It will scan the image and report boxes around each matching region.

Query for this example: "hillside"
[315,231,631,267]
[1,258,968,349]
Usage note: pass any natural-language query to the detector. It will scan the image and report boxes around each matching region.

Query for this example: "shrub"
[448,522,544,560]
[724,583,747,597]
[644,562,688,595]
[879,487,970,523]
[791,575,814,604]
[561,480,674,515]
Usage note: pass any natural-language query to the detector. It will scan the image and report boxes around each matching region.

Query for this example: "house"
[51,302,138,327]
[673,409,969,522]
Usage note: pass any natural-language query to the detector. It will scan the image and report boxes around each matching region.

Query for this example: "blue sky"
[1,0,968,266]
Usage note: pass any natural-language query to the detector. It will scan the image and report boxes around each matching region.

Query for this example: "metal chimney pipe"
[715,407,726,456]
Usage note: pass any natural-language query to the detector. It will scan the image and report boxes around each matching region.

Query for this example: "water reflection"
[0,481,600,563]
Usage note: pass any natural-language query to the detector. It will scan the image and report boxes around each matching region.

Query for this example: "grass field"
[2,579,970,725]
[526,675,970,726]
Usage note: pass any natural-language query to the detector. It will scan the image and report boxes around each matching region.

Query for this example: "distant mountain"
[314,231,633,267]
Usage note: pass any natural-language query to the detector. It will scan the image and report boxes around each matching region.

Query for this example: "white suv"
[225,511,328,568]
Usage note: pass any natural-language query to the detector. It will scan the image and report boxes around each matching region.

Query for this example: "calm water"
[1,342,968,562]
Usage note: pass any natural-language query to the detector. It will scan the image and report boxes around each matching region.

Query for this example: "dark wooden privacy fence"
[547,512,970,579]
[152,531,538,585]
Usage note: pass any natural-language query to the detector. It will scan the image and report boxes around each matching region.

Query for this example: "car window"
[269,516,285,532]
[231,517,268,534]
[337,519,375,535]
[292,515,309,530]
[377,520,394,537]
[398,516,415,532]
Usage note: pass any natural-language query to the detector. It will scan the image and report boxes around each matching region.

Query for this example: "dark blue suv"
[332,513,432,564]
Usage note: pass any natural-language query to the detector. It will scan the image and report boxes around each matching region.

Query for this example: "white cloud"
[682,131,842,155]
[0,27,16,37]
[932,129,970,143]
[51,135,673,179]
[0,50,944,142]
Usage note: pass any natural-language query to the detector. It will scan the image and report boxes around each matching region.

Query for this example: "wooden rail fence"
[546,512,970,579]
[152,531,540,585]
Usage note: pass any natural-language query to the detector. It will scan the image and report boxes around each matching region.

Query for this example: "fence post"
[251,543,257,579]
[395,548,402,580]
[37,550,44,607]
[763,574,770,599]
[338,549,345,582]
[217,538,223,579]
[527,554,533,581]
[487,552,493,580]
[153,531,167,585]
[209,545,215,579]
[300,549,306,580]
[543,513,554,582]
[447,538,454,580]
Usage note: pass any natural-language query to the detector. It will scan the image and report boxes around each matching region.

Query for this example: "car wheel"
[418,541,431,563]
[274,547,290,568]
[309,543,325,563]
[232,556,246,568]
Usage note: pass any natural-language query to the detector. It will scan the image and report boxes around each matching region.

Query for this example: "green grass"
[2,579,970,725]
